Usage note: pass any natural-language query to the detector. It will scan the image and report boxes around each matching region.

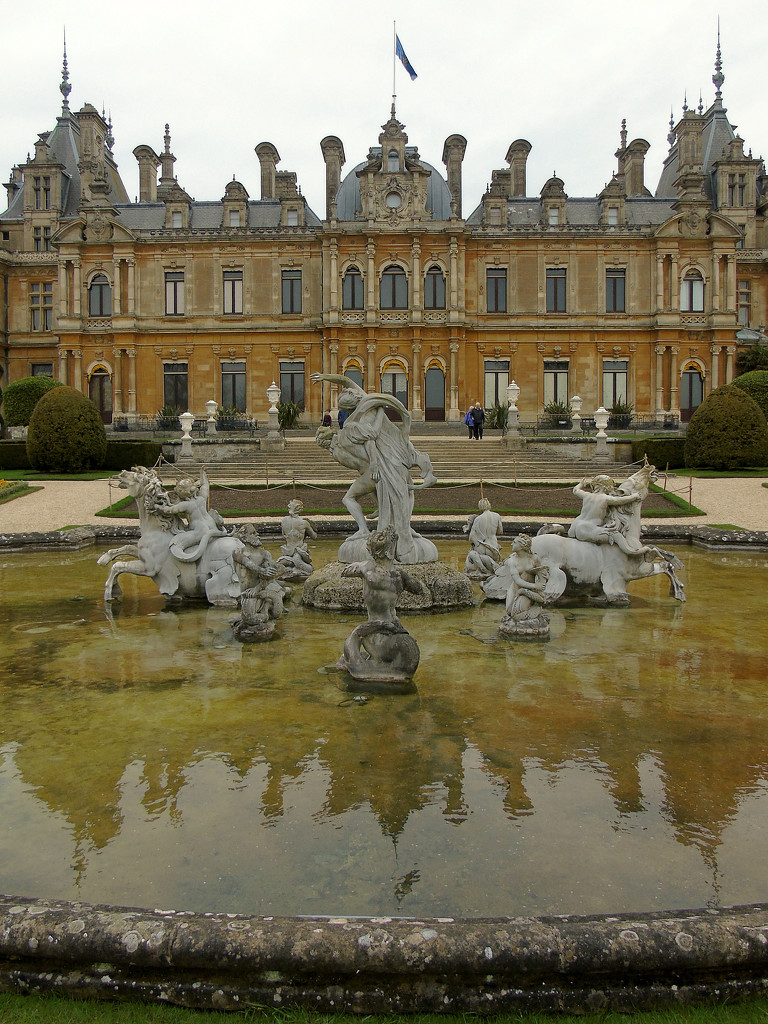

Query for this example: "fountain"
[2,402,768,1010]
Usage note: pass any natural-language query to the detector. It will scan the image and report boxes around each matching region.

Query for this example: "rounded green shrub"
[684,384,768,470]
[1,375,63,427]
[26,386,107,473]
[731,369,768,421]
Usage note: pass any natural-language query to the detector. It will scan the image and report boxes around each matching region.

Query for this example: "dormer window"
[607,207,618,227]
[286,208,299,226]
[34,176,51,211]
[229,210,240,227]
[171,211,182,228]
[548,207,559,227]
[387,149,399,172]
[728,173,746,206]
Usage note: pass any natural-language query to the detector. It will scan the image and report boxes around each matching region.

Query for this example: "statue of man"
[568,475,643,555]
[310,372,437,563]
[277,498,317,577]
[463,497,504,578]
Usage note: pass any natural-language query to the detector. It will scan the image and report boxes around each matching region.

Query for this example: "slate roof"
[655,100,736,200]
[335,148,453,221]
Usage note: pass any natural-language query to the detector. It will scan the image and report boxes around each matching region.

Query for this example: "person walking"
[470,402,485,440]
[463,405,474,438]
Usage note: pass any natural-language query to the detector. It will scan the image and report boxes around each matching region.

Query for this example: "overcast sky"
[2,0,766,218]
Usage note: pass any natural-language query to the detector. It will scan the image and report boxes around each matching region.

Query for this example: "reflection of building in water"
[2,39,766,427]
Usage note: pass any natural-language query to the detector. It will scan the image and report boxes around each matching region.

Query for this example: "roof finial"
[620,118,627,149]
[164,123,172,154]
[60,29,72,112]
[682,92,689,114]
[668,108,676,147]
[106,111,115,152]
[713,19,725,102]
[698,92,704,115]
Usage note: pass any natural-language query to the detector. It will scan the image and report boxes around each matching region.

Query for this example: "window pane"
[279,360,305,408]
[606,269,625,313]
[543,360,569,405]
[425,267,446,309]
[282,269,302,313]
[546,269,566,313]
[486,268,506,313]
[223,271,243,314]
[89,275,111,316]
[484,360,509,407]
[342,269,363,310]
[163,363,188,409]
[165,272,184,315]
[380,267,407,309]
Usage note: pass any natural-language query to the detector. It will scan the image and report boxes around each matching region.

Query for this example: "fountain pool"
[2,539,767,922]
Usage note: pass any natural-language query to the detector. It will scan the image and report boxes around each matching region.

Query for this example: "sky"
[2,0,766,218]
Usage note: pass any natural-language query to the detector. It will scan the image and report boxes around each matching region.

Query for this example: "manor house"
[1,41,766,427]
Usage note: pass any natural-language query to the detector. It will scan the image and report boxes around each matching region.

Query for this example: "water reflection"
[0,542,767,918]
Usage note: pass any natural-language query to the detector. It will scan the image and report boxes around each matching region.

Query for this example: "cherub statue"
[276,498,317,580]
[498,534,551,639]
[231,525,288,642]
[160,471,228,562]
[463,497,504,580]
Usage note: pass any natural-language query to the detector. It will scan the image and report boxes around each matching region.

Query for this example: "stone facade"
[2,43,766,428]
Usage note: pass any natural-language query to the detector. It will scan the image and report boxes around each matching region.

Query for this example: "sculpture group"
[98,375,685,682]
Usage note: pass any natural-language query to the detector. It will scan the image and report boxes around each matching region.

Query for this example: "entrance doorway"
[424,365,445,421]
[680,367,704,422]
[89,369,113,424]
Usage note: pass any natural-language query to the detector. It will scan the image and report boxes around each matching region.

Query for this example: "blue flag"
[395,35,418,80]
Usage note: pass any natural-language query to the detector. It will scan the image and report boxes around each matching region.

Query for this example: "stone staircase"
[178,434,632,484]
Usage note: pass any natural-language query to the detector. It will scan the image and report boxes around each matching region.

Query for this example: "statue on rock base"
[463,497,504,580]
[498,535,551,640]
[232,525,288,643]
[335,526,421,692]
[276,498,317,581]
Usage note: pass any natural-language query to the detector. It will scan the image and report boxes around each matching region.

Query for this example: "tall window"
[33,226,51,252]
[543,359,569,405]
[165,271,184,315]
[171,211,183,228]
[486,268,506,312]
[548,207,560,227]
[387,149,399,172]
[282,269,302,313]
[163,362,188,410]
[229,210,240,227]
[342,268,364,310]
[88,274,111,316]
[680,270,704,312]
[546,268,566,312]
[343,364,363,389]
[30,282,53,331]
[424,265,446,309]
[606,268,626,313]
[738,280,751,327]
[603,359,628,407]
[728,173,746,206]
[221,361,246,411]
[33,176,51,210]
[381,367,408,407]
[484,359,509,407]
[223,270,243,314]
[280,360,305,408]
[380,265,407,309]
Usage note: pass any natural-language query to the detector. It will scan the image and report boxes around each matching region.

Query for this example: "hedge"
[0,440,165,472]
[0,442,31,470]
[631,436,686,469]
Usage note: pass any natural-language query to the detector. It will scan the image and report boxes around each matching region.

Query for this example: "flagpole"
[392,20,397,110]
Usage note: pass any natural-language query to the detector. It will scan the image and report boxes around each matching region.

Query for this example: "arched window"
[680,270,704,312]
[342,268,364,310]
[343,363,363,389]
[380,265,407,309]
[680,365,704,423]
[88,274,112,316]
[387,149,399,172]
[424,265,446,309]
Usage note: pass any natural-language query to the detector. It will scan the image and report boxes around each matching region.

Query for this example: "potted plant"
[486,402,509,431]
[278,400,303,431]
[608,399,633,429]
[217,405,241,430]
[543,400,572,430]
[156,405,182,431]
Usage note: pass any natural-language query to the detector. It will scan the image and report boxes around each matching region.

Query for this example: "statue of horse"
[484,461,685,606]
[98,467,243,606]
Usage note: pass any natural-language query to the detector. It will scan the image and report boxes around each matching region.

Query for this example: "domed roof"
[335,147,453,221]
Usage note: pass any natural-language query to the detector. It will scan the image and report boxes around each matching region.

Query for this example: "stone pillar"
[671,255,679,312]
[655,345,665,416]
[127,348,137,415]
[329,341,339,416]
[73,349,83,393]
[113,259,122,315]
[725,255,736,313]
[725,345,736,384]
[655,255,664,312]
[329,239,338,312]
[411,239,421,314]
[366,239,376,318]
[449,238,459,312]
[669,345,680,416]
[127,259,136,315]
[712,256,721,312]
[58,259,68,317]
[411,340,422,420]
[58,348,69,386]
[73,260,81,318]
[710,345,721,390]
[366,341,376,388]
[112,347,123,415]
[448,340,460,421]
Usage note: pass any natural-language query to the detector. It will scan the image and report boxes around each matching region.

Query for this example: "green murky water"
[1,540,767,918]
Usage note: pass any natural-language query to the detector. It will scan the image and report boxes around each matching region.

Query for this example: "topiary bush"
[684,384,768,470]
[2,375,63,427]
[631,436,686,469]
[731,369,768,421]
[26,386,107,473]
[104,440,164,470]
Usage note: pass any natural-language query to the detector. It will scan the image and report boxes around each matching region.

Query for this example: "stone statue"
[498,535,551,639]
[276,499,317,581]
[483,461,685,606]
[335,526,421,689]
[231,525,288,642]
[463,497,504,580]
[98,467,243,606]
[310,372,438,564]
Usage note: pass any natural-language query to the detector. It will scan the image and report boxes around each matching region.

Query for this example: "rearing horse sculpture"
[98,467,243,606]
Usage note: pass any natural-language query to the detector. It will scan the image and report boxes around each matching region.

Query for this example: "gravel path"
[2,475,767,533]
